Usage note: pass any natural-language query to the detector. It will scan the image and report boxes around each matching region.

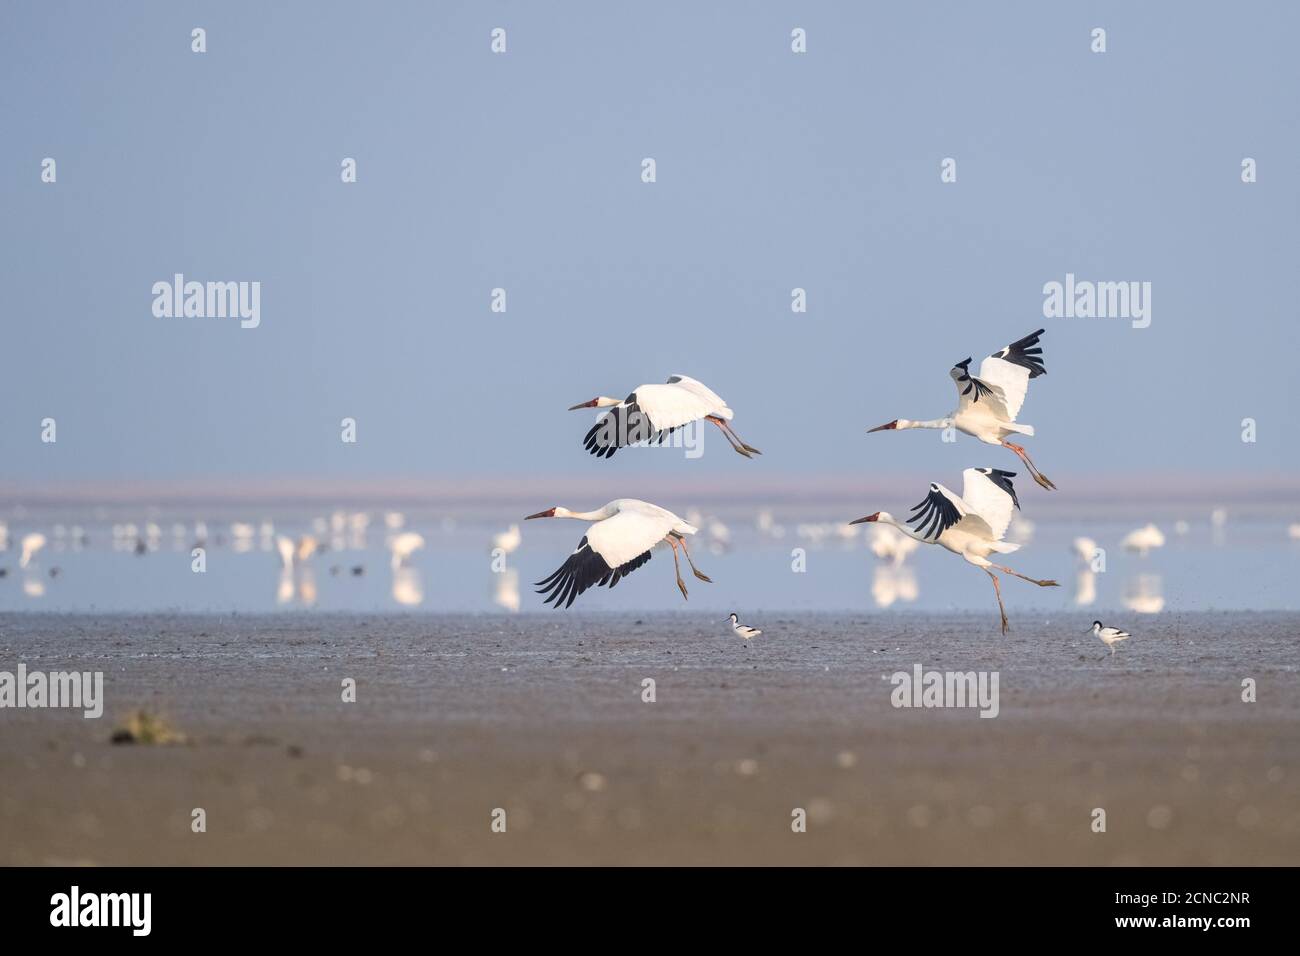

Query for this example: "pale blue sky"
[2,1,1297,492]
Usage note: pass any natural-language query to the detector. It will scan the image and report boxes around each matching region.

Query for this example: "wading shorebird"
[850,468,1059,634]
[727,613,762,639]
[527,499,712,607]
[1091,620,1131,657]
[568,375,761,459]
[868,329,1056,490]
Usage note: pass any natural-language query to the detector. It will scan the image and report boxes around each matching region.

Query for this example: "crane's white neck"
[898,418,953,430]
[876,512,928,541]
[555,504,617,521]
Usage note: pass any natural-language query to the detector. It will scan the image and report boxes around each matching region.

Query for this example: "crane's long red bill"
[524,508,556,520]
[567,399,599,410]
[868,421,898,432]
[849,513,880,525]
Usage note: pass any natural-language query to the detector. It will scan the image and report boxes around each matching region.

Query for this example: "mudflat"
[1,611,1295,865]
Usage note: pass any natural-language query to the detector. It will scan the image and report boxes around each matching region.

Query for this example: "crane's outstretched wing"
[535,508,675,608]
[582,394,671,459]
[959,467,1020,542]
[634,382,725,429]
[949,358,1010,419]
[906,482,967,540]
[976,329,1045,422]
[665,375,733,420]
[535,536,652,608]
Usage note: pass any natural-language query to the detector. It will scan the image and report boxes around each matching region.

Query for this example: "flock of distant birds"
[0,330,1288,651]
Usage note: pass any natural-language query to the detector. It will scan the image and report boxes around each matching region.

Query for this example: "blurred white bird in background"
[275,534,321,606]
[869,524,919,567]
[390,531,425,570]
[20,533,46,569]
[1071,536,1100,607]
[491,524,521,555]
[1121,523,1165,556]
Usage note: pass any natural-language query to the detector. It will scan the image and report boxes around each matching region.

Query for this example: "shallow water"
[1,510,1296,615]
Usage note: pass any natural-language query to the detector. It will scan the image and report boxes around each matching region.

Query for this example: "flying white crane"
[849,468,1059,633]
[568,375,760,459]
[526,498,712,606]
[868,329,1056,490]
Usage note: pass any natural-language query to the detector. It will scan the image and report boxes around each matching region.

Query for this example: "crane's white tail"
[989,541,1021,554]
[1002,422,1034,436]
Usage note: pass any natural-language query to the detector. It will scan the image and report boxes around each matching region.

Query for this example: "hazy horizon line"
[3,470,1298,515]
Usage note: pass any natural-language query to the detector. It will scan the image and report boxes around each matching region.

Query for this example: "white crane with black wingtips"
[868,330,1056,490]
[526,499,713,606]
[850,468,1059,634]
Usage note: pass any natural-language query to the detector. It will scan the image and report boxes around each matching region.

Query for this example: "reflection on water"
[391,567,423,607]
[0,504,1296,613]
[1071,537,1099,607]
[1073,569,1097,607]
[1123,573,1165,614]
[276,566,318,607]
[868,524,921,608]
[492,568,520,613]
[872,564,918,608]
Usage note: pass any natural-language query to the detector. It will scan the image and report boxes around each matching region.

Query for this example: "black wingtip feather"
[994,329,1047,378]
[535,539,654,609]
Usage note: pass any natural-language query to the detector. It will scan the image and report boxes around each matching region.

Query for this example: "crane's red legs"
[992,564,1059,588]
[666,536,689,599]
[720,420,761,455]
[672,532,713,582]
[1002,441,1056,490]
[985,569,1009,634]
[707,416,752,458]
